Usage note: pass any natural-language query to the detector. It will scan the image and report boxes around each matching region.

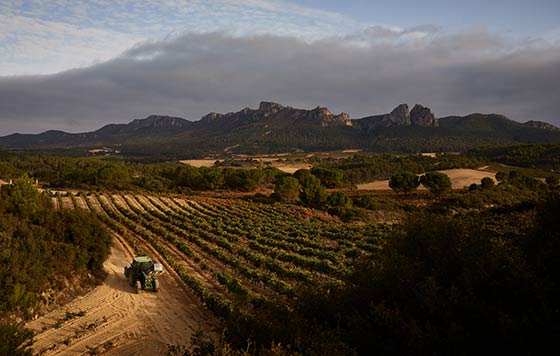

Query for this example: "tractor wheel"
[135,281,141,294]
[153,279,160,293]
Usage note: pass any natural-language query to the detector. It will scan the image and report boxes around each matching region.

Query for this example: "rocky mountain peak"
[322,112,352,127]
[353,103,438,133]
[389,104,411,125]
[201,112,224,121]
[410,104,438,127]
[258,101,284,113]
[310,106,332,119]
[523,120,559,131]
[306,106,351,127]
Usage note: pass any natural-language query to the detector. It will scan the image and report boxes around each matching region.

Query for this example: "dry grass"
[357,168,497,190]
[180,159,217,167]
[180,158,311,173]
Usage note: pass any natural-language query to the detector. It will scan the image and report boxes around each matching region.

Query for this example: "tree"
[293,169,312,184]
[0,175,50,222]
[389,172,420,194]
[495,171,509,183]
[200,168,225,190]
[501,170,542,190]
[274,176,301,202]
[420,171,452,196]
[311,167,344,188]
[298,212,551,356]
[480,177,495,190]
[327,191,352,208]
[300,175,327,209]
[468,183,479,192]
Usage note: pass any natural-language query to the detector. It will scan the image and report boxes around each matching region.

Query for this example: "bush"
[468,183,479,192]
[327,191,352,208]
[0,317,33,356]
[311,167,344,188]
[274,176,301,203]
[480,177,495,190]
[389,172,420,194]
[299,175,327,209]
[299,211,556,355]
[420,171,452,196]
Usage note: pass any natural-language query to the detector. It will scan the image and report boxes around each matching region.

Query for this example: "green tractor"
[124,256,163,293]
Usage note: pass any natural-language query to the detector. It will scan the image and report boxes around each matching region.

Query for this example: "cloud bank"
[0,0,361,75]
[0,27,559,135]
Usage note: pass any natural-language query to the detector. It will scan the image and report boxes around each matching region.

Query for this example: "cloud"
[0,0,363,75]
[0,14,143,75]
[344,24,441,45]
[0,28,559,135]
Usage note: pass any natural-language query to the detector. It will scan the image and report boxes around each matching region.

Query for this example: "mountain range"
[1,102,559,158]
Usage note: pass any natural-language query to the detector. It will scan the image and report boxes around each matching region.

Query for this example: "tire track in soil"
[27,214,218,355]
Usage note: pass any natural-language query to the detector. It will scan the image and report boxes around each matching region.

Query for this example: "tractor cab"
[124,256,163,293]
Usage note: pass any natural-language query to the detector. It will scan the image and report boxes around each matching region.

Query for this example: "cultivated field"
[32,193,384,354]
[180,158,312,173]
[357,168,497,190]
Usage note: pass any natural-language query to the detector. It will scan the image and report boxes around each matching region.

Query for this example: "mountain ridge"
[1,101,559,157]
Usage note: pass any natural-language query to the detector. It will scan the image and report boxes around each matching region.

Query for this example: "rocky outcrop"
[198,101,351,128]
[320,112,352,127]
[200,112,224,121]
[353,103,438,133]
[353,104,411,133]
[523,120,559,131]
[258,101,284,114]
[388,104,411,126]
[410,104,438,127]
[309,106,332,121]
[306,106,352,127]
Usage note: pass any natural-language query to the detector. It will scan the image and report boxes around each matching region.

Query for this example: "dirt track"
[27,233,217,355]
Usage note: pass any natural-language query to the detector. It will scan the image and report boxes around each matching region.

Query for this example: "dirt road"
[26,234,217,355]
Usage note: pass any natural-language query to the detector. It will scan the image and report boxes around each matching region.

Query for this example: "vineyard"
[55,192,388,324]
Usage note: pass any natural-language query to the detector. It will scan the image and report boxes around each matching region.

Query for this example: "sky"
[0,0,559,135]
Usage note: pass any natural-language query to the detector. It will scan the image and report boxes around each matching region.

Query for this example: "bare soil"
[27,231,217,355]
[180,158,311,174]
[179,159,217,168]
[74,196,90,211]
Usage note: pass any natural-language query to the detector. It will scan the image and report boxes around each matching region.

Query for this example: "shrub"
[420,171,452,196]
[480,177,495,190]
[299,175,327,209]
[327,191,352,208]
[274,176,301,202]
[389,172,420,194]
